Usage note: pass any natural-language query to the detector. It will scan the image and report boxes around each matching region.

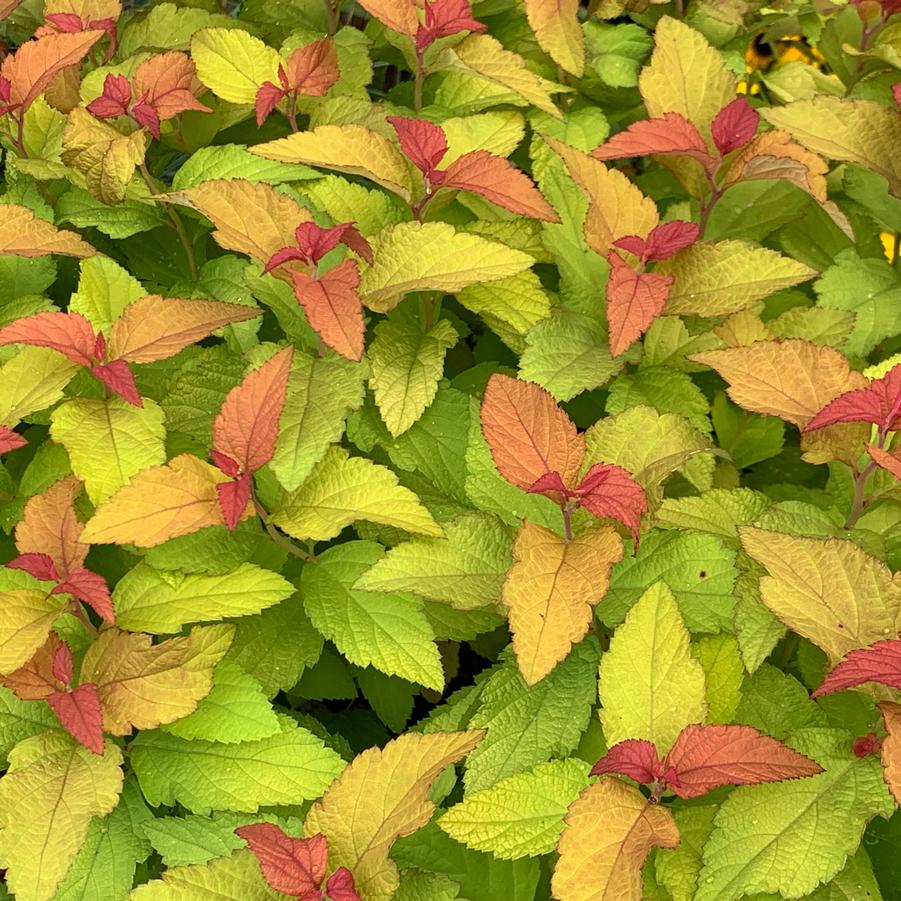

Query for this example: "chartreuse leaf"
[740,527,901,662]
[190,28,280,104]
[504,522,623,686]
[301,541,444,690]
[694,634,745,724]
[0,588,65,674]
[69,256,145,334]
[128,850,283,900]
[131,717,345,814]
[457,270,551,337]
[465,641,599,792]
[161,660,281,743]
[370,310,458,437]
[355,513,513,609]
[654,804,718,901]
[270,445,442,542]
[695,729,895,901]
[304,731,483,901]
[142,812,272,867]
[552,777,680,901]
[359,222,534,313]
[0,347,79,426]
[53,777,152,901]
[394,869,463,901]
[112,562,294,633]
[599,582,708,754]
[49,397,167,505]
[656,489,772,539]
[0,685,57,762]
[80,624,234,735]
[438,758,591,859]
[172,144,318,189]
[271,348,366,492]
[0,731,124,901]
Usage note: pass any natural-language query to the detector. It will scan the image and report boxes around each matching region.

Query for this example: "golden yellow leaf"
[503,522,623,686]
[552,777,680,901]
[355,0,418,34]
[0,204,96,258]
[169,178,308,265]
[305,731,483,900]
[879,701,901,805]
[15,475,87,578]
[739,527,901,663]
[545,137,658,257]
[0,589,66,676]
[524,0,585,77]
[79,454,250,548]
[81,624,234,734]
[252,124,415,201]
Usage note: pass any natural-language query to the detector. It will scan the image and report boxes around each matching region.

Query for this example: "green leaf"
[842,165,901,233]
[657,489,772,539]
[68,257,145,334]
[112,562,294,634]
[694,634,744,724]
[696,729,895,901]
[0,732,124,901]
[457,271,552,336]
[271,348,366,492]
[438,758,591,859]
[130,719,345,814]
[712,393,786,470]
[394,870,465,901]
[49,397,167,505]
[599,581,707,753]
[465,642,599,792]
[161,660,281,743]
[56,188,166,240]
[301,541,444,690]
[0,685,57,764]
[355,514,513,610]
[271,445,443,542]
[655,804,718,901]
[172,144,318,189]
[584,22,653,87]
[606,366,711,434]
[370,311,458,437]
[733,665,827,740]
[733,559,786,674]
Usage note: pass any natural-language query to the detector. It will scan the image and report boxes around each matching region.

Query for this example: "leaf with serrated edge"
[0,204,96,258]
[0,589,66,675]
[305,731,483,901]
[15,475,87,578]
[880,701,901,805]
[190,28,280,104]
[524,0,584,76]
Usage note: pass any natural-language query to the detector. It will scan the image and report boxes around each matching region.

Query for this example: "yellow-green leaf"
[190,27,280,105]
[305,730,484,901]
[0,347,79,427]
[525,0,584,77]
[0,589,65,676]
[599,581,707,753]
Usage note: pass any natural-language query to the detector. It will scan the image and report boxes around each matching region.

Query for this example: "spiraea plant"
[0,0,900,898]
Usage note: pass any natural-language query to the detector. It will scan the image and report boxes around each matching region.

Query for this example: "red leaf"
[590,739,662,784]
[611,235,647,260]
[47,683,105,755]
[212,345,294,474]
[388,115,448,177]
[0,425,27,455]
[804,364,901,434]
[283,39,340,97]
[665,724,823,799]
[51,640,73,685]
[52,566,115,623]
[217,473,253,532]
[437,150,560,221]
[574,462,648,546]
[868,444,901,480]
[643,220,700,262]
[132,51,210,130]
[0,310,97,366]
[894,83,901,111]
[605,251,673,357]
[210,450,241,478]
[287,261,366,361]
[43,12,84,33]
[85,72,130,118]
[812,639,901,697]
[480,373,585,492]
[91,359,142,407]
[415,0,485,50]
[325,868,362,901]
[592,113,716,171]
[235,823,328,897]
[711,97,760,156]
[255,79,287,126]
[130,97,161,139]
[852,732,881,758]
[7,551,59,581]
[296,222,371,266]
[527,470,570,496]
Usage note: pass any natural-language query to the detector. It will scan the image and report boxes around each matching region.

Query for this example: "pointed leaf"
[590,739,661,784]
[711,98,759,155]
[235,824,327,897]
[804,364,901,433]
[53,566,113,622]
[643,220,701,262]
[80,624,233,734]
[879,700,901,805]
[552,777,680,901]
[91,360,141,407]
[812,639,901,697]
[80,454,244,547]
[0,633,63,700]
[575,462,648,546]
[190,27,280,104]
[869,444,901,480]
[305,731,483,901]
[354,0,418,34]
[503,521,623,685]
[218,473,253,532]
[605,252,673,357]
[417,0,485,49]
[47,683,105,755]
[0,204,96,258]
[599,582,707,753]
[0,425,26,454]
[480,373,584,491]
[15,476,87,578]
[524,0,584,76]
[0,310,96,366]
[132,51,209,132]
[387,116,448,177]
[108,296,260,363]
[0,589,66,675]
[592,112,714,168]
[284,38,340,96]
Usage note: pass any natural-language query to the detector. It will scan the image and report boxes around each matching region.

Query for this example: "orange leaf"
[552,777,680,901]
[605,251,673,357]
[437,151,559,222]
[0,310,97,367]
[284,39,340,96]
[107,296,260,363]
[354,0,419,34]
[0,634,64,701]
[869,444,901,481]
[879,700,901,805]
[212,346,294,475]
[480,373,585,491]
[2,29,102,109]
[503,521,623,685]
[288,261,365,362]
[592,112,715,170]
[15,476,87,578]
[133,51,209,119]
[235,824,328,897]
[79,454,246,548]
[0,205,97,258]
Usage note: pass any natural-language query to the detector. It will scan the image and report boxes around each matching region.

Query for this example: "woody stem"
[844,458,878,529]
[324,0,339,35]
[69,600,98,636]
[413,51,426,112]
[287,93,300,133]
[562,506,573,541]
[139,162,199,281]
